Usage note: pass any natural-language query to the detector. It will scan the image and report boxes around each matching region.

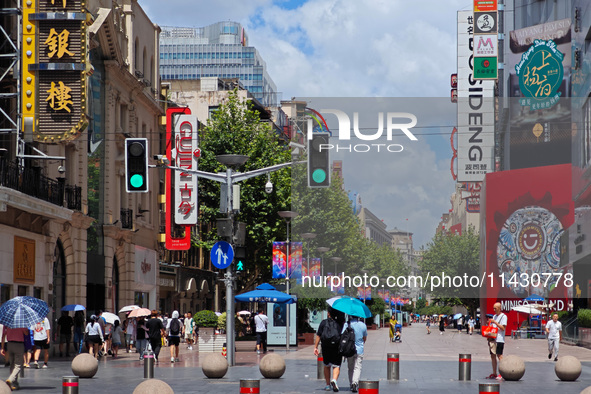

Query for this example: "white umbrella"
[101,312,120,324]
[119,305,140,313]
[237,310,251,315]
[511,305,543,315]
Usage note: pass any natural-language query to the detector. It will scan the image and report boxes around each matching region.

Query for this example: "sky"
[140,0,471,247]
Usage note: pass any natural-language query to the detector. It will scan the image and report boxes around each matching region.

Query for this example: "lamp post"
[316,247,330,277]
[278,210,298,351]
[301,233,316,276]
[329,257,342,276]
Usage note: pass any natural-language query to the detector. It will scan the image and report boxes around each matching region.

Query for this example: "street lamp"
[316,247,330,277]
[301,232,316,276]
[278,210,298,351]
[329,257,342,276]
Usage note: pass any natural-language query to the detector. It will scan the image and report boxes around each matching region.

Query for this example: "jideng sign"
[172,115,199,225]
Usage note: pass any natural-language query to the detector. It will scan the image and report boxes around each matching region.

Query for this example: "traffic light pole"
[154,159,304,366]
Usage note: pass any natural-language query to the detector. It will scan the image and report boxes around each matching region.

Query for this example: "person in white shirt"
[31,317,50,368]
[546,313,562,361]
[254,310,269,354]
[85,315,104,359]
[487,302,507,381]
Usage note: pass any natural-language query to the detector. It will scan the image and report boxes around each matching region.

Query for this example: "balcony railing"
[0,158,81,210]
[121,208,133,229]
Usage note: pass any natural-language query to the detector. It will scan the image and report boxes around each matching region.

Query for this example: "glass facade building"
[159,22,279,106]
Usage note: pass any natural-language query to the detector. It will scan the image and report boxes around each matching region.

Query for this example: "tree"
[196,89,292,283]
[419,226,480,317]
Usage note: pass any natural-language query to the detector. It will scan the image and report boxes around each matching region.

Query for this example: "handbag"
[481,323,498,339]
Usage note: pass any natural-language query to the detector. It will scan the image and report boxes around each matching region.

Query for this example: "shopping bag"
[481,323,498,339]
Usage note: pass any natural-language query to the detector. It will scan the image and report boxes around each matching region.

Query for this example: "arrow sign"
[210,241,234,269]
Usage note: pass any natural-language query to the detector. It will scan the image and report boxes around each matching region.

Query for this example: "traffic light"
[125,138,149,193]
[307,132,331,188]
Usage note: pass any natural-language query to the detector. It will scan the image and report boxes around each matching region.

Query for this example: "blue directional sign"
[211,241,234,269]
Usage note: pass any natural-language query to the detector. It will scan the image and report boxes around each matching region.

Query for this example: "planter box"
[198,327,226,353]
[579,327,591,345]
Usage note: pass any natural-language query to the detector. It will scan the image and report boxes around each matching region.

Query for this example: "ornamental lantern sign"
[22,0,88,143]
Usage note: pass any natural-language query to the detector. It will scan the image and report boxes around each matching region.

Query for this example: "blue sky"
[139,0,469,246]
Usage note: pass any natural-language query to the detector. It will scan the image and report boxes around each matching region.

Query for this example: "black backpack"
[320,318,341,347]
[170,318,180,335]
[339,321,357,357]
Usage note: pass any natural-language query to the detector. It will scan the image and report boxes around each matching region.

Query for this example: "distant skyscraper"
[159,22,278,106]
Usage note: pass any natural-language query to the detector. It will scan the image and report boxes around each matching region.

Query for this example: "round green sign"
[516,39,563,109]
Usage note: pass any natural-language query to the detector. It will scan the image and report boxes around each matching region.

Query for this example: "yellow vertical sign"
[14,236,36,284]
[21,0,37,132]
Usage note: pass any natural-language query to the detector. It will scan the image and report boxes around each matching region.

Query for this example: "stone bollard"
[202,353,228,379]
[71,353,99,379]
[240,379,260,393]
[259,353,286,379]
[459,353,471,381]
[498,355,525,381]
[62,376,79,394]
[317,352,324,380]
[132,379,174,394]
[479,383,500,393]
[0,381,11,394]
[387,353,399,380]
[143,350,154,379]
[555,355,582,381]
[358,380,379,394]
[580,386,591,394]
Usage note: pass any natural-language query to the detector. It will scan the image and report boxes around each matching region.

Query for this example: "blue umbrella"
[453,313,463,319]
[524,294,544,302]
[61,304,85,312]
[327,296,372,318]
[235,288,296,304]
[0,296,49,328]
[255,283,276,290]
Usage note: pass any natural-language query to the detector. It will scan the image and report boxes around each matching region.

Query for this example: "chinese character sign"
[272,242,287,279]
[289,242,303,284]
[309,258,321,278]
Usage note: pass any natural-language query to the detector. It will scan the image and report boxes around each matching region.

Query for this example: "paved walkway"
[3,324,591,393]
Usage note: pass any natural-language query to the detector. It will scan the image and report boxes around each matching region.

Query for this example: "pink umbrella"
[128,308,151,318]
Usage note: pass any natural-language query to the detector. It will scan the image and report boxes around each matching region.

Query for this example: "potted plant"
[195,310,225,352]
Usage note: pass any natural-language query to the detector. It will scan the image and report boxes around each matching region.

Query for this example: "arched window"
[134,37,140,72]
[142,47,147,77]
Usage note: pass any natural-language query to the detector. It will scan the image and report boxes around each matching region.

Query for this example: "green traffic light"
[130,174,144,188]
[312,169,327,184]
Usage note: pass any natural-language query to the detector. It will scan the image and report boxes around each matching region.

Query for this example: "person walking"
[342,316,367,393]
[167,311,181,363]
[487,302,507,380]
[73,311,85,354]
[183,312,194,350]
[135,318,148,361]
[57,311,73,357]
[31,317,50,368]
[546,313,562,361]
[85,315,104,360]
[457,316,463,333]
[146,310,165,364]
[313,308,345,392]
[110,320,124,358]
[254,309,269,354]
[388,316,397,342]
[1,326,30,390]
[468,316,475,335]
[439,316,445,335]
[426,318,431,334]
[124,317,136,353]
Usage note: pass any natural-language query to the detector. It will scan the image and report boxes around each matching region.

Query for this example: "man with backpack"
[340,316,367,393]
[313,308,344,392]
[166,311,181,363]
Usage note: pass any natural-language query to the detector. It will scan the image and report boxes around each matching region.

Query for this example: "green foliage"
[415,298,427,311]
[193,310,218,328]
[217,312,227,331]
[196,89,292,281]
[578,309,591,328]
[369,297,386,317]
[419,227,480,314]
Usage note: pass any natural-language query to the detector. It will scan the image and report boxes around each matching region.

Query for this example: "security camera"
[265,181,273,194]
[57,165,66,174]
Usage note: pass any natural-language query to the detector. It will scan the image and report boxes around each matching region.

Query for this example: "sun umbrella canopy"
[255,283,276,290]
[0,296,49,328]
[235,289,296,304]
[101,312,120,324]
[453,313,463,319]
[128,308,151,318]
[512,305,543,315]
[61,304,85,312]
[327,296,372,318]
[119,305,140,313]
[237,310,251,315]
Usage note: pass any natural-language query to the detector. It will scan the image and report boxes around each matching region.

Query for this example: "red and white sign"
[474,0,497,12]
[172,115,198,225]
[473,35,498,57]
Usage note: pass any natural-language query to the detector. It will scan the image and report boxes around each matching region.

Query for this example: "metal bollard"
[317,352,324,380]
[240,379,260,393]
[358,380,379,394]
[479,383,500,394]
[143,350,154,379]
[62,376,79,394]
[459,353,471,381]
[387,353,399,380]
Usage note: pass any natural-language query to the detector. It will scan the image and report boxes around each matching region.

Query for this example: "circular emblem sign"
[515,39,563,110]
[476,14,495,32]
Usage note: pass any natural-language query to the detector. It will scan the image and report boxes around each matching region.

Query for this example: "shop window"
[34,287,42,300]
[0,284,11,304]
[18,286,28,296]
